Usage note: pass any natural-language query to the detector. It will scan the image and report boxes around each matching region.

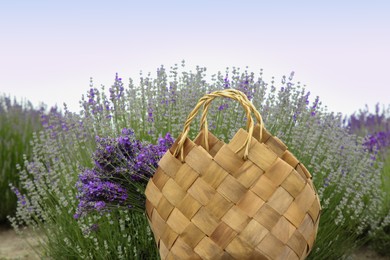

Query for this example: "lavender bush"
[0,95,42,224]
[347,105,390,255]
[9,62,387,259]
[348,104,390,137]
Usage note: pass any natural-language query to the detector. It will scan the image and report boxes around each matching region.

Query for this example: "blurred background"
[0,0,389,115]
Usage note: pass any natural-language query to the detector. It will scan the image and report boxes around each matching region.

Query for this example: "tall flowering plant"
[347,104,390,255]
[348,104,390,136]
[0,95,42,223]
[348,104,390,156]
[364,131,390,159]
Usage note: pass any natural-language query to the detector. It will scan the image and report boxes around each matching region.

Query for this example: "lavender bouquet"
[75,128,174,218]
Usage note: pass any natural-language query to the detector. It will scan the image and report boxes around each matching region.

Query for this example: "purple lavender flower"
[289,71,295,81]
[169,82,177,103]
[223,74,230,89]
[347,104,390,160]
[94,201,106,211]
[88,88,97,104]
[363,131,390,154]
[75,169,129,217]
[218,103,228,111]
[147,106,154,122]
[311,96,320,117]
[348,103,390,136]
[109,73,125,101]
[237,76,254,101]
[74,128,174,218]
[11,187,27,206]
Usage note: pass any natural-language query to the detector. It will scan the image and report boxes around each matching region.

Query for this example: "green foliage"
[37,210,158,260]
[0,95,42,224]
[370,154,390,255]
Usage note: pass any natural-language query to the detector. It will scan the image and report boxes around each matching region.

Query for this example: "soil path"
[0,225,40,260]
[349,247,390,260]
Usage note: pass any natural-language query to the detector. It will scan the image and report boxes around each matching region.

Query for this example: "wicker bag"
[145,89,321,260]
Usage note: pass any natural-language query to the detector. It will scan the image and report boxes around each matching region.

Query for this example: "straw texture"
[145,89,321,260]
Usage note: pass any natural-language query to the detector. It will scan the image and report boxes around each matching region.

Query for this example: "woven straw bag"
[145,89,321,260]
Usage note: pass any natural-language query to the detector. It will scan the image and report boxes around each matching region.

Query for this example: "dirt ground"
[349,247,390,260]
[0,225,389,260]
[0,225,41,260]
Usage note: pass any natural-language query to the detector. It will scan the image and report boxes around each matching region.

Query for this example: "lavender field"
[1,63,389,259]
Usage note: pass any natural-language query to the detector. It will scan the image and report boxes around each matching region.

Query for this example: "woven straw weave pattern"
[146,89,320,259]
[145,124,321,260]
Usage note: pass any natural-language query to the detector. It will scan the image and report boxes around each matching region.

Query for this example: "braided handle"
[173,89,263,162]
[200,89,264,151]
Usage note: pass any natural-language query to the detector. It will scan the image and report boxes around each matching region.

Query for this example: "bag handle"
[200,89,264,152]
[173,89,264,162]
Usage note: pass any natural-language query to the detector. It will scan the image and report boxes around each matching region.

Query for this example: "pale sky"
[1,1,389,115]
